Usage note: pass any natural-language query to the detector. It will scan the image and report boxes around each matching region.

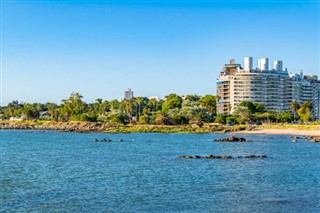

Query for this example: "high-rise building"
[216,57,320,120]
[244,57,253,71]
[290,72,320,120]
[274,60,283,71]
[258,58,269,71]
[124,88,134,100]
[216,59,241,114]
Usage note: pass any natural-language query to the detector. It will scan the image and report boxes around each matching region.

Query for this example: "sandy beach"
[236,128,320,136]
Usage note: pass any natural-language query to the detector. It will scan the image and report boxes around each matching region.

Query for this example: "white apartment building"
[217,57,320,120]
[290,71,320,120]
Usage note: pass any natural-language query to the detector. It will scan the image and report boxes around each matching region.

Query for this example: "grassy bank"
[0,120,319,133]
[103,124,247,133]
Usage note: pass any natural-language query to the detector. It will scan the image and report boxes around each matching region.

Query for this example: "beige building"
[216,57,319,120]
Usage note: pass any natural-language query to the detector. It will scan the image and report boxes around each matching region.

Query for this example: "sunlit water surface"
[1,130,319,212]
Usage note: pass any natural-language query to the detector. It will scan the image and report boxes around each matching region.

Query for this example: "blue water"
[1,130,319,212]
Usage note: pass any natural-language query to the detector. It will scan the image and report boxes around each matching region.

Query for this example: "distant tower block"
[244,57,253,71]
[258,58,269,71]
[124,88,134,100]
[274,60,283,71]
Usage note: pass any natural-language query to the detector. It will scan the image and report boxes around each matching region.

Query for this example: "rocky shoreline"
[0,121,107,132]
[0,121,245,133]
[1,121,320,139]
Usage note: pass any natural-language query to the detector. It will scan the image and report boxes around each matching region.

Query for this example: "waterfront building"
[124,88,134,100]
[290,71,320,120]
[216,57,320,120]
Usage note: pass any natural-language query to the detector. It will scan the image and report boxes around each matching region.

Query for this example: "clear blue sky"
[1,0,319,105]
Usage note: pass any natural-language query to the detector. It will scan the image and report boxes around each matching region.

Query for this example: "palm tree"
[135,97,143,121]
[123,100,133,123]
[46,103,57,121]
[290,101,299,121]
[149,98,157,115]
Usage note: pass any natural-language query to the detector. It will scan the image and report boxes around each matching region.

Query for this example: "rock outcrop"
[214,136,249,142]
[179,154,267,159]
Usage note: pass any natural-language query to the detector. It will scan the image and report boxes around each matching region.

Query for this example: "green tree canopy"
[185,94,201,102]
[290,101,300,120]
[162,94,183,112]
[238,101,256,113]
[199,95,217,115]
[297,101,313,122]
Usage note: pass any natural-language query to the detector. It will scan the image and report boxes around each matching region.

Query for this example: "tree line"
[0,93,315,124]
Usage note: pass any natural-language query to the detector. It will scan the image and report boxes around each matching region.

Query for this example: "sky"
[1,0,319,105]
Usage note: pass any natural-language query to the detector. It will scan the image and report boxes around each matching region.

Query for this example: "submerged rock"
[179,154,266,159]
[311,137,320,143]
[214,136,248,142]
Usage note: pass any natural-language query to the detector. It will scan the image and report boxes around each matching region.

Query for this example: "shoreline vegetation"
[1,120,319,136]
[1,93,318,136]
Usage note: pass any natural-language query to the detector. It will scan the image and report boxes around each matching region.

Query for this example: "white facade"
[274,60,283,71]
[217,57,320,120]
[291,74,320,120]
[258,58,269,71]
[244,57,253,71]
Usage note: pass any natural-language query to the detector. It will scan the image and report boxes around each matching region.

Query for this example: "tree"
[290,101,300,120]
[180,100,212,123]
[185,94,201,102]
[233,106,252,124]
[22,103,33,120]
[123,99,134,122]
[61,92,87,121]
[135,97,143,121]
[110,99,120,111]
[154,112,169,125]
[162,94,182,112]
[107,112,129,124]
[199,95,217,116]
[214,114,227,124]
[100,100,110,115]
[149,98,157,114]
[139,115,149,124]
[297,101,313,122]
[238,101,256,113]
[254,103,266,113]
[46,102,58,121]
[170,114,189,125]
[277,111,293,123]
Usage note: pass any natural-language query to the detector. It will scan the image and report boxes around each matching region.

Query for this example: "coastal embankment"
[0,120,245,133]
[0,120,319,136]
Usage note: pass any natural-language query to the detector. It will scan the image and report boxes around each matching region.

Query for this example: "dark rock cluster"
[290,135,320,143]
[93,138,123,142]
[179,154,267,159]
[213,136,252,142]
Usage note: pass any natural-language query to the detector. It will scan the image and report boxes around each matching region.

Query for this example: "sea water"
[1,130,319,212]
